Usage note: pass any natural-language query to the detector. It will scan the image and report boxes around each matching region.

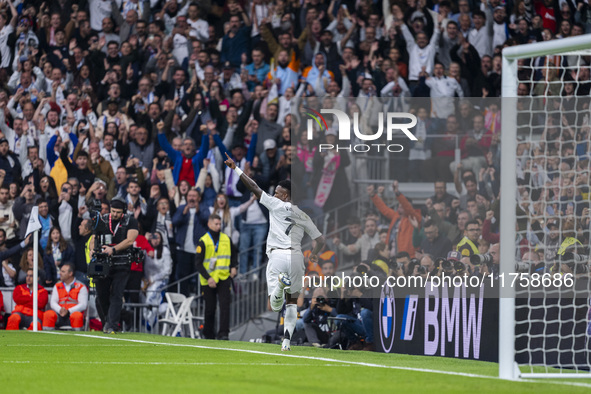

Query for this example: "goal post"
[500,34,591,380]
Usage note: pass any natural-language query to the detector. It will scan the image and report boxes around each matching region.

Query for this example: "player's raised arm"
[224,152,263,200]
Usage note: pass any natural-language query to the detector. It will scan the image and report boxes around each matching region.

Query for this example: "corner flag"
[25,206,42,239]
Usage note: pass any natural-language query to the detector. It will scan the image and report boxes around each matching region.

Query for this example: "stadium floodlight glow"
[500,33,591,381]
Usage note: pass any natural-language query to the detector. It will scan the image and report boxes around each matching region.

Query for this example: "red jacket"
[459,131,493,158]
[12,284,48,319]
[371,193,421,258]
[482,219,499,243]
[132,235,154,272]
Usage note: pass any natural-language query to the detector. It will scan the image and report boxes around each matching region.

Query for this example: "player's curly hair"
[278,180,291,196]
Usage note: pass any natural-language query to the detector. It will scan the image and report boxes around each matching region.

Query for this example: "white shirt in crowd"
[425,76,464,119]
[0,25,15,69]
[101,147,121,174]
[401,24,440,81]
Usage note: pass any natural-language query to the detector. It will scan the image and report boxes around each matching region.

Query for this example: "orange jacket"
[56,282,85,309]
[301,66,335,82]
[371,193,421,258]
[12,284,49,319]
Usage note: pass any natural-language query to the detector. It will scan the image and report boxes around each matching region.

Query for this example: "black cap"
[0,138,8,145]
[110,198,126,210]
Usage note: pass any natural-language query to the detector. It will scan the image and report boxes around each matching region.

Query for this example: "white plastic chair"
[158,293,197,338]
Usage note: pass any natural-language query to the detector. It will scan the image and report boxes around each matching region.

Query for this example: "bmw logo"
[379,285,396,353]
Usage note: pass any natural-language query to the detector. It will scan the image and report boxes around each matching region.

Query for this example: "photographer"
[303,287,337,348]
[93,198,139,334]
[335,264,376,351]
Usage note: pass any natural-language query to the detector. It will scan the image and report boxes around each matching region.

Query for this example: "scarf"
[296,143,316,173]
[314,152,340,208]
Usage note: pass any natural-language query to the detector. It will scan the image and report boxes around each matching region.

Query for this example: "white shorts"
[266,249,305,296]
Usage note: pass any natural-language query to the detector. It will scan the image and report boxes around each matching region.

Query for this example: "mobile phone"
[4,215,8,218]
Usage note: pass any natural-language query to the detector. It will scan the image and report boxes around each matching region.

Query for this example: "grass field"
[1,331,591,393]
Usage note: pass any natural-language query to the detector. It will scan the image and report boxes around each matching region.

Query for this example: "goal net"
[500,35,591,380]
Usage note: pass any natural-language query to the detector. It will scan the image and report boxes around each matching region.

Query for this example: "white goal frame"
[500,34,591,380]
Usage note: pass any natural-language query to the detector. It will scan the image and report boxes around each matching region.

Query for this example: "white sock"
[270,287,285,312]
[283,304,297,341]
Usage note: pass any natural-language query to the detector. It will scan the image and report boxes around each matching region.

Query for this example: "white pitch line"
[3,360,336,367]
[40,332,591,389]
[4,344,147,347]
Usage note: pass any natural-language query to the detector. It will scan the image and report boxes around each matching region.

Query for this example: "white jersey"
[259,192,322,254]
[0,25,14,68]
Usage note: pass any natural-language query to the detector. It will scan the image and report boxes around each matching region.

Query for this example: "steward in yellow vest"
[457,219,481,258]
[195,214,237,340]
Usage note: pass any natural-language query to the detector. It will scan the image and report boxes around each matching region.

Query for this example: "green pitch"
[1,331,590,393]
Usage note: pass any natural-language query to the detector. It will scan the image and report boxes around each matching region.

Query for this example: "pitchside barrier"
[374,280,591,365]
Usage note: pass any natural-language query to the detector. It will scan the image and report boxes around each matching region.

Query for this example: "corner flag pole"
[33,229,39,332]
[26,206,42,333]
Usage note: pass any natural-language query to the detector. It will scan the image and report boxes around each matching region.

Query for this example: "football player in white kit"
[224,153,325,351]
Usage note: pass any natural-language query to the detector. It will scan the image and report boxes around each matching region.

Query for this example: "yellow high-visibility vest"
[199,232,231,286]
[85,236,95,288]
[457,236,479,257]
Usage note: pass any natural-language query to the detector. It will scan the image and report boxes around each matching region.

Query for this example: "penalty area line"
[40,331,591,388]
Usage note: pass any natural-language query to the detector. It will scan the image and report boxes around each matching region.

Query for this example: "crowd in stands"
[0,0,590,338]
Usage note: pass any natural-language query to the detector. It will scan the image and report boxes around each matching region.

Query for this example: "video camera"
[87,200,144,278]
